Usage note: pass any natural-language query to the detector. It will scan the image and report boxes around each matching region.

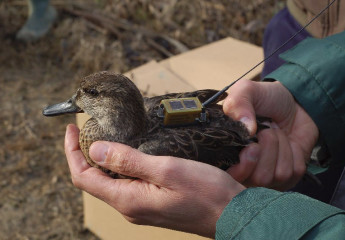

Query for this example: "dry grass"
[0,0,284,239]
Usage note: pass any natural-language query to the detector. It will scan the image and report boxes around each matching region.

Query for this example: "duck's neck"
[97,105,149,143]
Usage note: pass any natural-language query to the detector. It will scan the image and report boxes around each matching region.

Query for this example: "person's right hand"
[64,124,245,238]
[223,80,319,190]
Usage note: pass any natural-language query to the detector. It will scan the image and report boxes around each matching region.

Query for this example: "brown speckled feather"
[79,118,125,178]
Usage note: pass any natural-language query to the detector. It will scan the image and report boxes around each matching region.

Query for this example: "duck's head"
[43,72,147,129]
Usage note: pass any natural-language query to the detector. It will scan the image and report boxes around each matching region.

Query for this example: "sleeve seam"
[279,61,345,128]
[229,192,288,239]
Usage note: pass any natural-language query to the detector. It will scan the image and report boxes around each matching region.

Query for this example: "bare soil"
[0,1,283,239]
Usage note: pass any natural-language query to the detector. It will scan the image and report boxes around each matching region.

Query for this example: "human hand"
[64,124,245,238]
[223,80,319,190]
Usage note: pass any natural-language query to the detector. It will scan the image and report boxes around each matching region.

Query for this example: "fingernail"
[271,122,279,129]
[240,117,254,133]
[90,142,108,163]
[261,121,271,128]
[244,144,260,162]
[261,121,279,129]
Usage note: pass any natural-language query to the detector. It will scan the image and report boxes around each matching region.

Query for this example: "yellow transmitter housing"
[158,97,204,126]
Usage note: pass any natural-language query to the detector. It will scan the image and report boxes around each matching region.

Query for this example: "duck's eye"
[85,88,99,96]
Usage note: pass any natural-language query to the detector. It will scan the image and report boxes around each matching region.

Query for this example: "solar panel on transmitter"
[158,97,204,126]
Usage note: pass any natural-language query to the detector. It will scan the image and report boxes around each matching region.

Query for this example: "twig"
[61,7,123,38]
[146,38,174,57]
[59,4,189,54]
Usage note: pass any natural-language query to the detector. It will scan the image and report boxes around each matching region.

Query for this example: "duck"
[43,71,261,178]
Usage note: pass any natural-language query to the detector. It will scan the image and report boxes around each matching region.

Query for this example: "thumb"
[223,79,258,135]
[89,141,165,183]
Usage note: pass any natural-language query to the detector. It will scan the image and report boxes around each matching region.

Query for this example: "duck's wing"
[188,128,251,169]
[143,89,227,111]
[136,129,198,160]
[137,125,251,170]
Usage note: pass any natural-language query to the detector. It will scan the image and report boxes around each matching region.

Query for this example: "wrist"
[203,181,246,238]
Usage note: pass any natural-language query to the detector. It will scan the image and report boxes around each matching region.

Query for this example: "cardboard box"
[77,37,263,240]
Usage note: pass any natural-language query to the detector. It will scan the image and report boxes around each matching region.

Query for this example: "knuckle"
[259,129,278,145]
[275,167,293,183]
[159,157,180,179]
[266,130,277,142]
[71,175,82,189]
[123,207,145,224]
[223,80,255,111]
[110,148,136,173]
[127,217,140,224]
[294,162,307,177]
[251,172,273,187]
[233,79,257,98]
[238,79,256,91]
[223,96,236,115]
[125,216,145,225]
[116,156,134,174]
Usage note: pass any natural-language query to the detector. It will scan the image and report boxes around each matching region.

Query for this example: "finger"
[249,81,296,128]
[274,144,306,191]
[223,79,258,135]
[64,126,135,203]
[225,80,297,132]
[64,124,115,192]
[270,125,295,190]
[64,124,91,175]
[290,141,307,183]
[227,143,260,182]
[67,159,147,216]
[245,128,279,187]
[89,141,173,184]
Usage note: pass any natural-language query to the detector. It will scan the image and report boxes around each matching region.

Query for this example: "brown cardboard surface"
[78,37,263,240]
[83,192,210,240]
[160,37,263,89]
[124,60,195,96]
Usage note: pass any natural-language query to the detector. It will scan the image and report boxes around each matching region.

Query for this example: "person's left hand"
[64,124,245,238]
[222,80,319,190]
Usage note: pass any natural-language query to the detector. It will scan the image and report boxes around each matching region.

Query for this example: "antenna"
[202,0,337,107]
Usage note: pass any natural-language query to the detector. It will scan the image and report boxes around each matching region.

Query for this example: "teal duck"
[43,71,262,178]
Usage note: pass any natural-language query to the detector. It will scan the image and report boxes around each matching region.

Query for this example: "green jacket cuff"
[216,188,344,240]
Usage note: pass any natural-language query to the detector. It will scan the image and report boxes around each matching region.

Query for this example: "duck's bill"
[42,95,83,117]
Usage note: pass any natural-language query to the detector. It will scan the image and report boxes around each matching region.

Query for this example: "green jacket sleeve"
[216,188,345,240]
[264,31,345,165]
[216,31,345,240]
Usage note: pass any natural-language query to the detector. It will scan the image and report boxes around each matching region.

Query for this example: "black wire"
[202,0,337,107]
